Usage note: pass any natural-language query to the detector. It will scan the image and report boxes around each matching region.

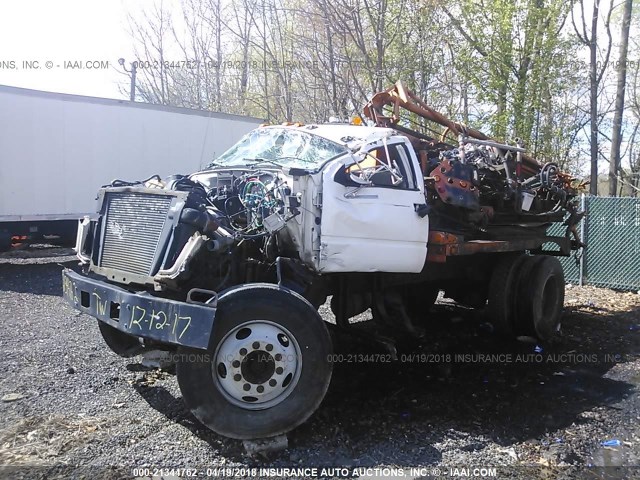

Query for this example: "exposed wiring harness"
[213,171,287,239]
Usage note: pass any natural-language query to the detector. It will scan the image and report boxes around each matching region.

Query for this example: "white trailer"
[0,85,262,250]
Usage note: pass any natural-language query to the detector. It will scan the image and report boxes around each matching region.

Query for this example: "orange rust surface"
[428,231,461,245]
[427,230,545,262]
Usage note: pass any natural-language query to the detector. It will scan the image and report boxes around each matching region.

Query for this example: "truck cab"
[315,126,429,273]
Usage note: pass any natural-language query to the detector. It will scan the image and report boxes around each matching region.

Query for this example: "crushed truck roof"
[263,123,398,148]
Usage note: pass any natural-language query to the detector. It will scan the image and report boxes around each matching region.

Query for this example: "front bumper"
[62,269,216,350]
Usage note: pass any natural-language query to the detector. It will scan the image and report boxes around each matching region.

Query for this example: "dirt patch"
[0,415,112,466]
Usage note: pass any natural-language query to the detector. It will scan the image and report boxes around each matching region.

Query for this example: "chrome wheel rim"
[213,320,302,410]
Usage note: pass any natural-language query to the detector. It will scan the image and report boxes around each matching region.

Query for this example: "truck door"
[319,138,429,273]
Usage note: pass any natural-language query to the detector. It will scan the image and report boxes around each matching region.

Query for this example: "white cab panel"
[318,148,429,273]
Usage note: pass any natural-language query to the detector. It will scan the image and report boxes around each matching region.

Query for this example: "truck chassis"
[62,82,584,439]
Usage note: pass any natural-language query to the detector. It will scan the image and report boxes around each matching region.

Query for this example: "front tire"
[98,321,144,357]
[176,283,333,439]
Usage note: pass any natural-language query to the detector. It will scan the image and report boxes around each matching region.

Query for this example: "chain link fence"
[549,196,640,291]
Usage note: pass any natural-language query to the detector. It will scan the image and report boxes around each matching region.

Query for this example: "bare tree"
[608,0,634,196]
[572,0,615,195]
[625,39,640,195]
[121,0,633,181]
[128,3,173,104]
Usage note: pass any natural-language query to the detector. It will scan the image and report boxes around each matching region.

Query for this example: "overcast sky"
[0,0,144,99]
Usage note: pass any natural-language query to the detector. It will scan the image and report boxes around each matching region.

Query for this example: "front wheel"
[98,321,144,357]
[176,283,333,439]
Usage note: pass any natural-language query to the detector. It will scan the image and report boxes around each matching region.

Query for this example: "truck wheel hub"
[241,350,275,384]
[214,320,301,409]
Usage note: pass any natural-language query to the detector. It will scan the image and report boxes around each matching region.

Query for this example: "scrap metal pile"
[364,82,584,242]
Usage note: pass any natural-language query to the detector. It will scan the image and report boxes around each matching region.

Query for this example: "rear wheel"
[486,253,527,335]
[515,256,565,342]
[176,283,332,439]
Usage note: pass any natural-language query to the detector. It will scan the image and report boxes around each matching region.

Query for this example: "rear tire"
[516,256,565,343]
[512,255,546,337]
[176,283,332,439]
[486,253,527,335]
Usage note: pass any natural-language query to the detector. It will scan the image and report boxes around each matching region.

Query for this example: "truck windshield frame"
[208,127,349,170]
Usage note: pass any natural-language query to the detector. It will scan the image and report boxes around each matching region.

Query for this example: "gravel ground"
[0,247,638,480]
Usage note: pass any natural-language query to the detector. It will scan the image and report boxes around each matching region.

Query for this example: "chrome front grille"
[99,192,174,276]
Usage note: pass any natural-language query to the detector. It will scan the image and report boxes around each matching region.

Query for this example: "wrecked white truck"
[62,82,584,439]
